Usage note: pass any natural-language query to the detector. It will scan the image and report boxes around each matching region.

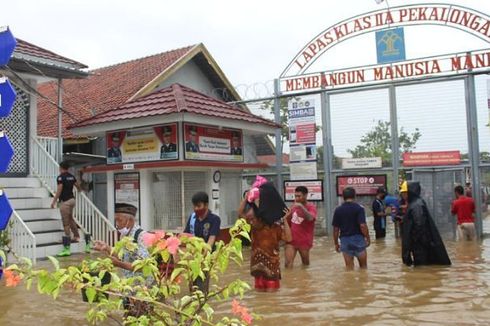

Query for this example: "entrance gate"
[232,3,490,238]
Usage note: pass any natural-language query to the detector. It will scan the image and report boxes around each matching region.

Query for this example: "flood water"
[1,220,490,325]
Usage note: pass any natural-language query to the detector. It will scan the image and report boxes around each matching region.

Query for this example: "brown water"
[1,223,490,325]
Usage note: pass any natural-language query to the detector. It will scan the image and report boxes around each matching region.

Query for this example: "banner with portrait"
[106,123,178,164]
[183,123,243,162]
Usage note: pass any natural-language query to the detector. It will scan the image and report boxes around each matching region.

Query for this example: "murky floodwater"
[2,220,490,325]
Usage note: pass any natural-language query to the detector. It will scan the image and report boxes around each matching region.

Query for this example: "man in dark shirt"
[183,191,220,293]
[50,161,81,257]
[332,187,371,270]
[372,186,387,239]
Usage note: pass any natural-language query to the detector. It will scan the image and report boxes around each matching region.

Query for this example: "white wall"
[157,60,220,100]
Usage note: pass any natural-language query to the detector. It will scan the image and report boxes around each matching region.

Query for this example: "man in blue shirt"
[332,187,371,270]
[183,191,221,293]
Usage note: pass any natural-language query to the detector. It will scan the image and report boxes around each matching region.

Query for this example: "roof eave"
[70,113,278,137]
[10,55,89,79]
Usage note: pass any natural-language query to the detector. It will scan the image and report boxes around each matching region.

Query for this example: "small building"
[70,83,278,233]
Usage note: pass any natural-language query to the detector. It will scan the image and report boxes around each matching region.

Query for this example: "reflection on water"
[2,223,490,325]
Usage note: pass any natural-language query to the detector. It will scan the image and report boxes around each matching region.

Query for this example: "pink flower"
[241,311,253,325]
[156,239,167,251]
[142,230,166,247]
[231,299,243,315]
[166,236,181,255]
[3,269,21,287]
[231,299,253,325]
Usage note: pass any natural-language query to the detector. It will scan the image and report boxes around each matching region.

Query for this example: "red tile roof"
[73,83,278,129]
[37,45,195,137]
[14,39,88,69]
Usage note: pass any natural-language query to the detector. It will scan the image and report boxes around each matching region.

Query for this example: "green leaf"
[47,256,60,271]
[85,287,97,303]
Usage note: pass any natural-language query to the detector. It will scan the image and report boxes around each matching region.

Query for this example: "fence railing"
[36,136,60,162]
[9,210,36,265]
[75,190,118,247]
[31,136,117,246]
[31,136,58,195]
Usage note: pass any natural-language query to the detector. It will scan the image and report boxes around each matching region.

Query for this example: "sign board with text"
[284,180,323,202]
[342,157,382,169]
[107,123,178,164]
[402,151,461,166]
[183,123,243,162]
[114,173,140,224]
[280,4,490,93]
[336,175,387,196]
[288,98,317,180]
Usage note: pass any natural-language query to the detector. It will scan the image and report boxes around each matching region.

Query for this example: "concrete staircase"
[1,177,85,259]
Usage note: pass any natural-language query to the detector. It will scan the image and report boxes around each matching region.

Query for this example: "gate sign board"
[402,151,461,167]
[0,26,17,66]
[376,27,406,64]
[336,175,387,196]
[342,157,382,169]
[0,77,16,118]
[0,190,13,230]
[0,132,14,172]
[284,180,323,202]
[280,4,490,94]
[0,26,16,232]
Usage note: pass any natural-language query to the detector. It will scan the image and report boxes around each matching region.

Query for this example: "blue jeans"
[340,234,367,258]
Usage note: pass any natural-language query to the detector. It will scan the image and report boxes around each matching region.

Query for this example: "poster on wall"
[284,180,323,202]
[114,173,140,223]
[336,175,387,196]
[288,98,317,180]
[183,123,243,162]
[106,123,178,164]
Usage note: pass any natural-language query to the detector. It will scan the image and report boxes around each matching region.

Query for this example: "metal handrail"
[9,210,36,265]
[31,136,59,195]
[75,189,118,246]
[36,136,59,161]
[31,136,117,246]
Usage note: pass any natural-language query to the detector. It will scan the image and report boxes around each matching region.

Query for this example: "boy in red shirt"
[285,186,317,267]
[451,185,476,241]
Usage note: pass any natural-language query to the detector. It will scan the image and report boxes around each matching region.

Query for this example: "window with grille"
[152,172,182,230]
[152,171,209,231]
[220,172,241,226]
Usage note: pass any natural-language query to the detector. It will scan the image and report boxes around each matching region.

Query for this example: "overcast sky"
[4,0,490,156]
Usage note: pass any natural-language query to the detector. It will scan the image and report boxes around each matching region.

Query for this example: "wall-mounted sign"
[290,162,318,181]
[183,123,243,162]
[288,98,317,180]
[342,157,382,169]
[336,175,387,196]
[402,151,461,167]
[376,27,406,64]
[284,180,323,202]
[114,173,140,224]
[106,123,178,164]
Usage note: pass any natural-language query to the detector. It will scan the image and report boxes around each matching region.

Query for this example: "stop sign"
[0,190,13,230]
[0,78,16,118]
[0,132,14,173]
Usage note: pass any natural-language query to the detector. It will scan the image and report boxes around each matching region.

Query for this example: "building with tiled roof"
[37,44,242,139]
[72,83,278,132]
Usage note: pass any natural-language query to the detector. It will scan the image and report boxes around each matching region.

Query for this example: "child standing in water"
[238,178,292,291]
